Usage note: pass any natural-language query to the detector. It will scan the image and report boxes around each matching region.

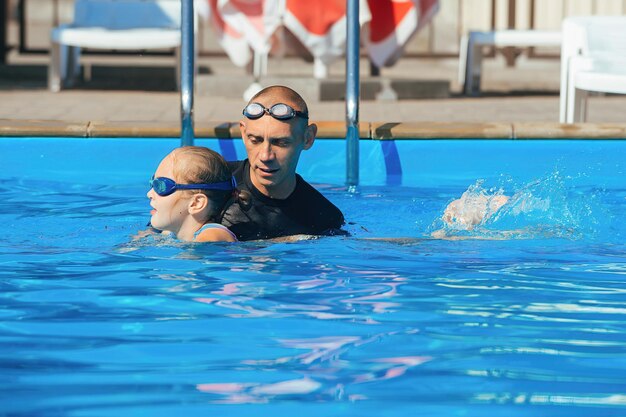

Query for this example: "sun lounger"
[459,29,562,96]
[48,0,193,92]
[559,16,626,123]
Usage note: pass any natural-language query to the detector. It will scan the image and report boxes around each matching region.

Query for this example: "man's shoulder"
[291,175,344,221]
[293,175,331,202]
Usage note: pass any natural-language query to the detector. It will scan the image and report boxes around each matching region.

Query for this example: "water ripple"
[1,183,625,416]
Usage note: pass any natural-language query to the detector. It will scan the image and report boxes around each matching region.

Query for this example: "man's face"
[239,98,315,199]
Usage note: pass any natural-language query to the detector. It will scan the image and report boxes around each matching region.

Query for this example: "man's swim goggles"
[149,176,236,197]
[243,102,309,121]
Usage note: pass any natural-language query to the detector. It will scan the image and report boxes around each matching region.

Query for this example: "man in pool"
[221,85,345,241]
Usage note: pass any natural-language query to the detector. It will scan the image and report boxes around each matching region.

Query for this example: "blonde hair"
[170,146,231,187]
[168,146,248,222]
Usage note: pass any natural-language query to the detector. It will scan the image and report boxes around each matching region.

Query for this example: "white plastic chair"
[48,0,196,92]
[559,16,626,123]
[459,30,562,96]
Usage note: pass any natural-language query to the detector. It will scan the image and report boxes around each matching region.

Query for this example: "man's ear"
[303,123,317,150]
[239,120,246,141]
[188,193,209,215]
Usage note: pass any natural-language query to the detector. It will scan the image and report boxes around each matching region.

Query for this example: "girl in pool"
[147,146,247,242]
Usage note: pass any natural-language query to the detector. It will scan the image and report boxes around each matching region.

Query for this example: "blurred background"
[1,0,625,123]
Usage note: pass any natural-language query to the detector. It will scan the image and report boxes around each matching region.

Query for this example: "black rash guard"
[222,160,345,241]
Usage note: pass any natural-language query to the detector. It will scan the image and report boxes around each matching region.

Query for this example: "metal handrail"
[345,0,359,189]
[180,0,194,146]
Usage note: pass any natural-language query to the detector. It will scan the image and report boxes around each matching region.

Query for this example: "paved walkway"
[1,56,625,124]
[2,89,626,124]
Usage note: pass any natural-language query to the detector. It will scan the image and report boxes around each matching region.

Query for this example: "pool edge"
[1,119,626,139]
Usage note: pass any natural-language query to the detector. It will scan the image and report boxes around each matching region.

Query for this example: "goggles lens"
[149,177,177,196]
[149,176,236,197]
[243,102,309,120]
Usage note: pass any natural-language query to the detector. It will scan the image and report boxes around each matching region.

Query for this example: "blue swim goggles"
[149,176,236,197]
[243,102,309,120]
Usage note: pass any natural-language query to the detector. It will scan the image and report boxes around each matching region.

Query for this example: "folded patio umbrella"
[205,0,252,67]
[216,0,283,56]
[283,0,371,69]
[365,0,439,68]
[202,0,439,74]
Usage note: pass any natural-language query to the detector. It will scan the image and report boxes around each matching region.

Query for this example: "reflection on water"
[1,180,625,416]
[197,331,431,404]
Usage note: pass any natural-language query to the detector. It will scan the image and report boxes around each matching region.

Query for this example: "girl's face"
[147,156,190,234]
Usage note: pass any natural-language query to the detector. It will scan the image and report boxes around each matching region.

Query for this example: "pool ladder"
[179,0,361,187]
[346,0,360,190]
[180,0,194,146]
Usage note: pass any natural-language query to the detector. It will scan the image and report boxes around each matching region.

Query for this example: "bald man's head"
[249,85,309,116]
[239,85,318,198]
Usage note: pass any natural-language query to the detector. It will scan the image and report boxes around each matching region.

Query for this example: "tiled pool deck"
[1,56,625,138]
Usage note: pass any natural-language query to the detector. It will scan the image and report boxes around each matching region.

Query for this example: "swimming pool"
[2,137,625,416]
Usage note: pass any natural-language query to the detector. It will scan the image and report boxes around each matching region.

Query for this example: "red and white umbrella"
[204,0,252,67]
[216,0,283,56]
[365,0,439,68]
[202,0,439,76]
[283,0,370,73]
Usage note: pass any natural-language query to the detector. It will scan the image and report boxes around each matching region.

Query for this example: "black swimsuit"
[222,160,345,241]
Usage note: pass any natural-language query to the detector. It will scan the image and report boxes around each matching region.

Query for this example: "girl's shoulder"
[194,223,238,242]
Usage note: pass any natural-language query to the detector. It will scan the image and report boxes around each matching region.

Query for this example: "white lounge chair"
[559,16,626,123]
[459,29,562,96]
[48,0,194,92]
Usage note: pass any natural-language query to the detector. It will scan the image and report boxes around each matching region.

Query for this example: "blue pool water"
[1,138,625,416]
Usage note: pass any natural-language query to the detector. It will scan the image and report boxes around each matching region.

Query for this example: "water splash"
[431,171,607,241]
